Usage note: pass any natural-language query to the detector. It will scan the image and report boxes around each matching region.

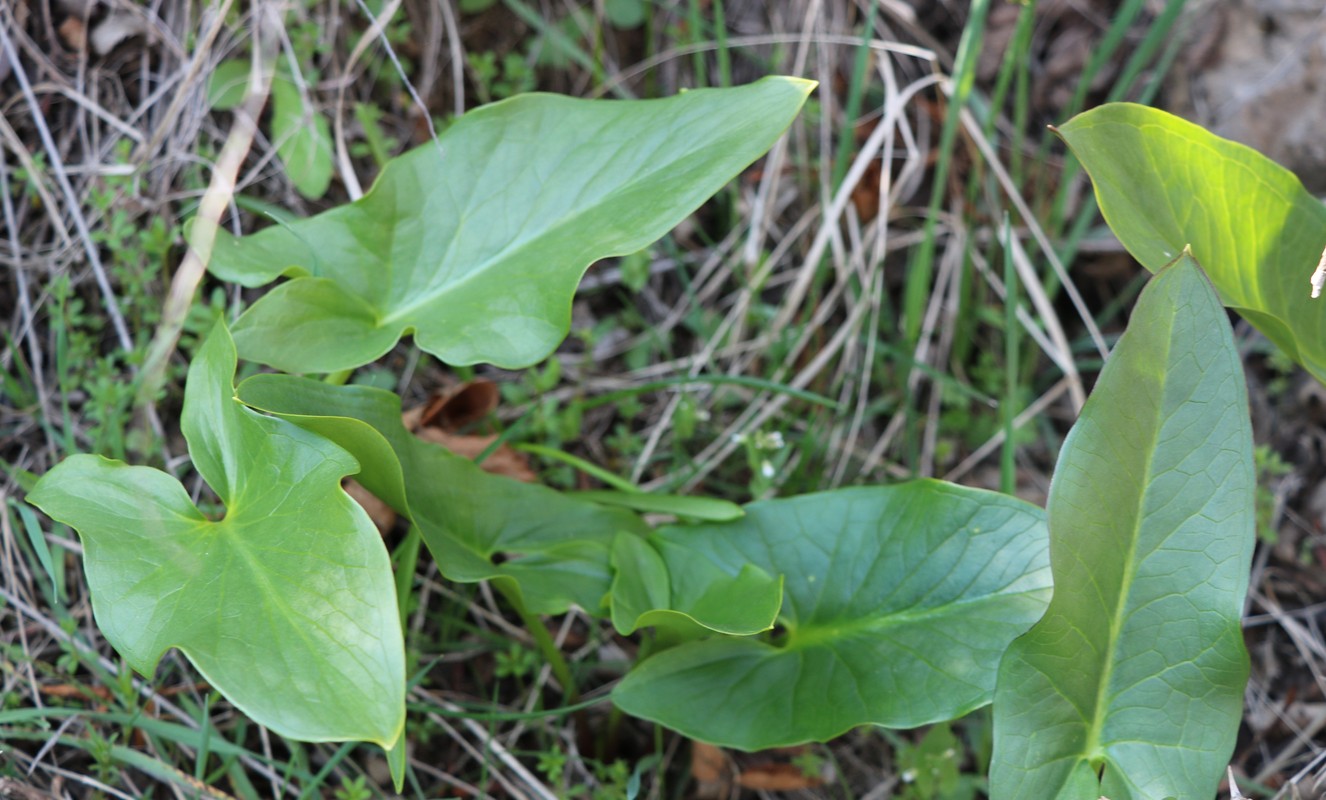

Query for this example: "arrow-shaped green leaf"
[1058,102,1326,383]
[989,254,1255,800]
[236,374,648,615]
[27,323,405,748]
[613,481,1050,750]
[209,76,815,373]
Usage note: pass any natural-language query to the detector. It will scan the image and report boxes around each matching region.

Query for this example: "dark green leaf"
[237,375,648,615]
[613,481,1050,750]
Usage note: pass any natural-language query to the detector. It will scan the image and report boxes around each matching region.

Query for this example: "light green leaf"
[207,59,249,110]
[236,375,649,615]
[612,481,1051,750]
[570,490,744,522]
[208,77,815,372]
[207,60,333,199]
[270,78,333,200]
[989,254,1254,800]
[27,323,405,748]
[1058,102,1326,382]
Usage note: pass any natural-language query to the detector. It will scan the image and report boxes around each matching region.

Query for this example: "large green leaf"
[989,254,1254,800]
[207,77,813,372]
[612,481,1051,750]
[27,324,405,748]
[1058,102,1326,382]
[236,375,648,615]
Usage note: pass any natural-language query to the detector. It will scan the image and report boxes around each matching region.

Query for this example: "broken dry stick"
[1312,244,1326,299]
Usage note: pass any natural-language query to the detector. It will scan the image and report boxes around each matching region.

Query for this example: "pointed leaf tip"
[991,254,1254,800]
[211,79,813,372]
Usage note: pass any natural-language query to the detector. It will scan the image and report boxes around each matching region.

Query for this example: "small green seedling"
[27,86,1280,800]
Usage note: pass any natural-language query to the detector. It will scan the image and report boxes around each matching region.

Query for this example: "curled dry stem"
[134,2,279,425]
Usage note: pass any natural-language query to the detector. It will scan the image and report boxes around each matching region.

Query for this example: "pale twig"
[352,0,438,143]
[919,225,965,475]
[591,32,936,98]
[0,151,57,456]
[1228,766,1246,799]
[942,377,1073,483]
[332,0,405,200]
[1311,244,1326,299]
[768,73,943,336]
[0,17,132,354]
[411,686,559,800]
[738,0,819,269]
[958,105,1109,360]
[1007,228,1087,411]
[437,0,465,118]
[135,3,278,416]
[30,83,146,144]
[0,114,70,249]
[832,55,908,485]
[133,0,233,165]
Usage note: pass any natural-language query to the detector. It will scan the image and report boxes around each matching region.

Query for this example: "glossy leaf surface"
[237,375,648,614]
[209,77,814,372]
[613,481,1051,750]
[27,324,405,747]
[990,254,1254,800]
[1059,102,1326,382]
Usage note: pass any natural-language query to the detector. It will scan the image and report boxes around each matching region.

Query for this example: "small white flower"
[760,460,775,479]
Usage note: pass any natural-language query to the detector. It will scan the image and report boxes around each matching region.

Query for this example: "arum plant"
[24,80,1270,799]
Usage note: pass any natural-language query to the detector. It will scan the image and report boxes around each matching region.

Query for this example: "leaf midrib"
[785,581,1050,650]
[374,106,743,329]
[1078,301,1175,770]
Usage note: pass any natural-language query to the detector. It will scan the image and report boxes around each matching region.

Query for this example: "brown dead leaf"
[414,429,536,483]
[405,379,536,482]
[89,10,149,55]
[736,761,823,791]
[40,684,111,701]
[343,479,398,534]
[57,16,86,51]
[420,379,500,431]
[690,741,730,799]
